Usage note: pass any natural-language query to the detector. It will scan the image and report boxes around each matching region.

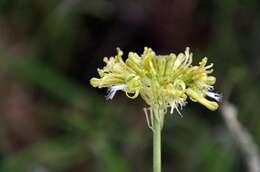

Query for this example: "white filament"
[106,84,128,100]
[170,98,187,117]
[206,91,222,102]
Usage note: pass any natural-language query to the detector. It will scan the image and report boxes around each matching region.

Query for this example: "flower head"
[90,47,220,115]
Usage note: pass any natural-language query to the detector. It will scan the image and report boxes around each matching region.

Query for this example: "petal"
[186,88,219,111]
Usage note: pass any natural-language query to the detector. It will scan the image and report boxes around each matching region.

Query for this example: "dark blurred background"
[0,0,260,172]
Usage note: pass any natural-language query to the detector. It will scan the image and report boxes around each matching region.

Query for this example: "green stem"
[153,108,161,172]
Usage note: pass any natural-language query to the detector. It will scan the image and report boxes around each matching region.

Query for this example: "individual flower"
[90,47,221,124]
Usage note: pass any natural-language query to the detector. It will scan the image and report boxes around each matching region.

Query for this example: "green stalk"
[153,107,162,172]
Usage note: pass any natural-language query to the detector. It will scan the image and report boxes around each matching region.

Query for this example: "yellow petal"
[90,78,100,88]
[186,88,219,111]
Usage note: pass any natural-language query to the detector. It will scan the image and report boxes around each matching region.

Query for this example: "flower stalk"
[153,106,163,172]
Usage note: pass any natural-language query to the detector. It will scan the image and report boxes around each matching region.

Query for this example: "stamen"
[106,89,117,100]
[106,84,128,100]
[206,91,222,102]
[175,106,183,118]
[179,100,187,110]
[111,84,128,90]
[170,98,187,117]
[170,103,175,114]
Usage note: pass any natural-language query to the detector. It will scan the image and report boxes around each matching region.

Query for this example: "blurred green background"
[0,0,260,172]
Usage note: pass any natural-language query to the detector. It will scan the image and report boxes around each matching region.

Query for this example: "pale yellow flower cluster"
[90,47,220,116]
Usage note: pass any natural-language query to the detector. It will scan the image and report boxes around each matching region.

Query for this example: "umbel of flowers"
[90,47,220,129]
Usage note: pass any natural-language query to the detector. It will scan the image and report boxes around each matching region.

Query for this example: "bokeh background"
[0,0,260,172]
